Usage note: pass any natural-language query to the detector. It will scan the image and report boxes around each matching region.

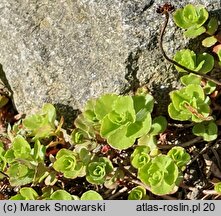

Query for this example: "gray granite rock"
[0,0,220,119]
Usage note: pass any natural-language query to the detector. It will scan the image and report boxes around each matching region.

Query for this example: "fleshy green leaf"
[149,116,167,135]
[126,112,151,138]
[44,172,57,186]
[206,17,218,35]
[23,104,56,140]
[100,114,123,138]
[50,190,73,200]
[32,140,46,162]
[196,53,214,74]
[174,49,196,72]
[214,182,221,194]
[203,81,216,95]
[83,99,97,123]
[0,145,6,172]
[180,74,201,86]
[94,94,118,120]
[113,96,136,119]
[74,114,96,138]
[202,36,217,47]
[192,121,218,141]
[185,84,205,100]
[12,135,31,159]
[168,103,190,121]
[184,26,206,38]
[33,162,49,184]
[217,49,221,62]
[138,134,157,151]
[106,125,135,150]
[10,194,25,200]
[19,188,39,200]
[79,148,91,165]
[81,190,103,200]
[132,94,154,114]
[41,103,56,124]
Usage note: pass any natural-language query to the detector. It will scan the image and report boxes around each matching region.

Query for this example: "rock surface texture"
[0,0,220,118]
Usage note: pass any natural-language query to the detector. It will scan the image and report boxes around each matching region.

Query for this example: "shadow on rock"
[53,103,81,129]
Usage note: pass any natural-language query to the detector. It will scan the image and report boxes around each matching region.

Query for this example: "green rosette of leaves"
[138,155,179,195]
[173,4,208,38]
[168,84,211,122]
[23,103,57,140]
[174,49,214,74]
[53,149,83,179]
[74,93,153,150]
[167,147,191,170]
[128,186,147,200]
[4,135,47,186]
[86,157,113,184]
[6,161,35,186]
[4,135,35,186]
[99,94,153,150]
[130,146,151,169]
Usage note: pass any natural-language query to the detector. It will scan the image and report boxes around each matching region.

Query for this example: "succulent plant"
[167,146,191,170]
[53,149,83,179]
[138,155,179,195]
[130,146,151,169]
[173,4,209,38]
[23,103,57,140]
[173,49,214,74]
[168,84,211,122]
[128,186,147,200]
[192,120,218,141]
[86,157,113,184]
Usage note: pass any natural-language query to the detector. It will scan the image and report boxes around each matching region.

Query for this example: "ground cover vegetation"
[0,3,221,200]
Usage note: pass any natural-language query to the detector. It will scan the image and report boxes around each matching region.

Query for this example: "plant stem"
[159,11,221,86]
[157,136,202,150]
[108,187,128,200]
[202,189,220,195]
[0,171,9,178]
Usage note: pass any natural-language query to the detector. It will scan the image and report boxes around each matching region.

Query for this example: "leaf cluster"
[10,188,103,200]
[2,3,221,200]
[137,147,190,195]
[170,4,221,142]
